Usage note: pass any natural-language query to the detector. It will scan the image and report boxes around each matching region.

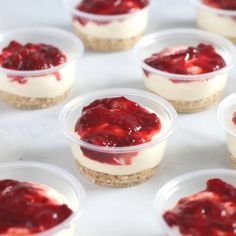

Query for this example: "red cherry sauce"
[74,0,149,25]
[75,96,161,165]
[202,0,236,10]
[0,40,67,84]
[163,178,236,236]
[232,112,236,125]
[144,43,225,83]
[0,179,72,234]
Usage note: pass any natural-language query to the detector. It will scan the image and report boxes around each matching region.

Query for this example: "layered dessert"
[71,96,167,187]
[143,43,227,112]
[226,111,236,164]
[0,179,73,235]
[196,0,236,43]
[163,178,236,236]
[72,0,149,51]
[0,40,74,109]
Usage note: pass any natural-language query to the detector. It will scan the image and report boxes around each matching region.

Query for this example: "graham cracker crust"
[169,91,222,113]
[0,90,70,109]
[230,153,236,166]
[73,26,143,52]
[77,161,159,188]
[228,37,236,44]
[148,88,222,113]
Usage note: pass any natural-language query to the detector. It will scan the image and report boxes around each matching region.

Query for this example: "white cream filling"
[71,140,167,175]
[144,72,227,101]
[0,62,75,98]
[71,114,170,176]
[72,9,148,39]
[2,182,74,236]
[197,9,236,38]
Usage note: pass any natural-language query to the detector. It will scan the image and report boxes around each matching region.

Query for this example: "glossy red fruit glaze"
[74,0,149,25]
[0,179,72,234]
[144,43,226,80]
[9,72,62,85]
[76,0,149,15]
[163,178,236,236]
[0,40,66,71]
[232,112,236,125]
[0,41,66,84]
[202,0,236,10]
[75,96,161,165]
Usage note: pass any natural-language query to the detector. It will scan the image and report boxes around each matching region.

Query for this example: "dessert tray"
[0,0,236,235]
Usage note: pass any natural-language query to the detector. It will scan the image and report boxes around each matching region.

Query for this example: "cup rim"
[218,93,236,138]
[0,161,86,236]
[62,0,150,21]
[0,26,84,77]
[133,28,236,81]
[154,168,236,236]
[59,88,178,153]
[191,0,236,16]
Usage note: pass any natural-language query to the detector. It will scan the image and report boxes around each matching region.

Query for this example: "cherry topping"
[8,71,62,85]
[0,179,72,234]
[144,44,226,76]
[76,0,149,15]
[163,178,236,236]
[232,112,236,125]
[202,0,236,10]
[75,96,161,165]
[0,40,66,71]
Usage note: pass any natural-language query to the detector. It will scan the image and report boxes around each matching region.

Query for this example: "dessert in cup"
[0,27,83,109]
[218,93,236,165]
[63,0,150,52]
[60,88,177,188]
[134,29,236,113]
[0,161,85,236]
[191,0,236,43]
[155,169,236,236]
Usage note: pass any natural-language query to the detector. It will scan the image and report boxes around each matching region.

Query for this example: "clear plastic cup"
[0,161,86,236]
[134,28,236,113]
[191,0,236,43]
[218,93,236,164]
[155,169,236,236]
[62,0,150,51]
[0,26,84,109]
[59,88,177,188]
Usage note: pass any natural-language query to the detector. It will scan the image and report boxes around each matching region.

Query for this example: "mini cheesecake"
[218,94,236,166]
[228,112,236,162]
[0,179,73,235]
[0,41,73,109]
[72,96,168,187]
[224,111,236,164]
[143,43,227,113]
[195,0,236,43]
[164,178,236,236]
[72,0,149,51]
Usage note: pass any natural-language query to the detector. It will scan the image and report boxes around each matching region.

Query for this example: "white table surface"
[0,0,235,235]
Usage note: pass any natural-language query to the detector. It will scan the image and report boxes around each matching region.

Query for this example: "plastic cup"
[0,26,84,109]
[155,169,236,236]
[0,161,86,236]
[134,28,236,113]
[59,88,177,188]
[62,0,150,51]
[191,0,236,43]
[218,93,236,165]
